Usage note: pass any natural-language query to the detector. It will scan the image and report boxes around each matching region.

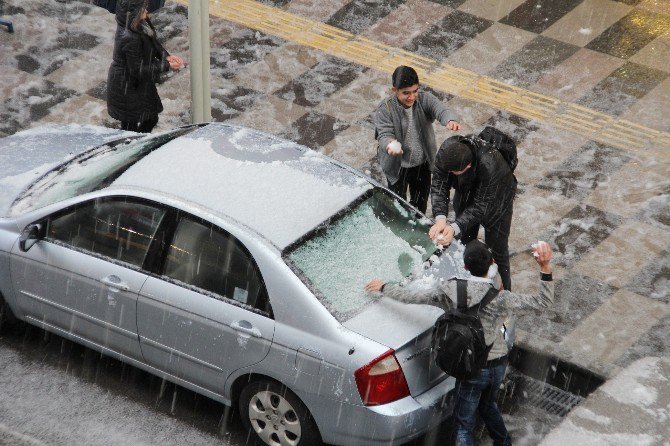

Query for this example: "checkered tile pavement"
[1,0,668,378]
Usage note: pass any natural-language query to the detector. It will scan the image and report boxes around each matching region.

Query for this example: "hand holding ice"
[531,241,553,271]
[531,240,548,258]
[387,140,403,156]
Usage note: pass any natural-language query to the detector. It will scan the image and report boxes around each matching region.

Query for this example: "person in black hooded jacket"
[106,0,183,133]
[428,136,517,290]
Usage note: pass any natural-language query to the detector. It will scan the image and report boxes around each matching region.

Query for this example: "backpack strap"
[467,285,499,315]
[456,279,468,310]
[455,278,499,312]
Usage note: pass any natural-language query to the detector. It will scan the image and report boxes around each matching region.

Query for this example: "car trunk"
[342,244,468,397]
[343,298,446,397]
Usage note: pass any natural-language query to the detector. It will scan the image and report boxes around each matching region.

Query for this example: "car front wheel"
[239,379,322,446]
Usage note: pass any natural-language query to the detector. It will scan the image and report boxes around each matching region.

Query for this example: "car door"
[137,213,274,393]
[10,197,166,360]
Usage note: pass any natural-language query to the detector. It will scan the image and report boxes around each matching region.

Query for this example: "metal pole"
[200,0,211,122]
[187,0,211,123]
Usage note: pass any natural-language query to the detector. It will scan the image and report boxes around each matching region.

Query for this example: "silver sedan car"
[0,123,460,446]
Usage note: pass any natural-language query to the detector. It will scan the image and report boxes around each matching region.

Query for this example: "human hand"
[531,241,552,272]
[167,55,185,70]
[365,279,385,292]
[446,121,461,131]
[435,225,454,246]
[386,140,403,156]
[428,219,447,239]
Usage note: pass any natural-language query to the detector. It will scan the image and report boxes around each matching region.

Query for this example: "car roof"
[110,123,373,249]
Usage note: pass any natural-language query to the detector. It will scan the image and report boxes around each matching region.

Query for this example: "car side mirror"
[19,223,44,252]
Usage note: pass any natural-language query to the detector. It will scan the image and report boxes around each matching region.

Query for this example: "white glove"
[386,140,403,156]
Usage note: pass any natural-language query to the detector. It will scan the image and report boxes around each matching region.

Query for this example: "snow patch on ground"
[600,357,663,408]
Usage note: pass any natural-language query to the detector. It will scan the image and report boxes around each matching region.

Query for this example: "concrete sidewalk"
[541,357,669,445]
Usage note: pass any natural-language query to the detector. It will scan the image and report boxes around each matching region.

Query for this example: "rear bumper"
[310,375,457,446]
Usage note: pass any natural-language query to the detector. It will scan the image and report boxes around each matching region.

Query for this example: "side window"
[47,198,165,268]
[163,217,270,314]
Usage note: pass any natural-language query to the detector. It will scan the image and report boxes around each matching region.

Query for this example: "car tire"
[239,379,322,446]
[0,293,17,332]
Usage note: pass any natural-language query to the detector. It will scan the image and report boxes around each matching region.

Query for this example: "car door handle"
[100,275,130,292]
[231,320,260,337]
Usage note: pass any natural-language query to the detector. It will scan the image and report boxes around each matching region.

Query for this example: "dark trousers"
[388,161,431,214]
[121,115,158,133]
[456,199,514,291]
[453,363,512,446]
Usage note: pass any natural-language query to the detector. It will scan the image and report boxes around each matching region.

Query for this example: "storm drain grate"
[508,371,584,417]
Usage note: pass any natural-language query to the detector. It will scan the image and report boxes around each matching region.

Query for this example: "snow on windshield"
[288,191,435,318]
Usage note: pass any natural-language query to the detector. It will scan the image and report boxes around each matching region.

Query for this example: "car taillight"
[354,349,410,406]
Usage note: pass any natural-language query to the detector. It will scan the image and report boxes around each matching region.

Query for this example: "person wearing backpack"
[365,239,554,446]
[429,133,517,290]
[373,65,461,214]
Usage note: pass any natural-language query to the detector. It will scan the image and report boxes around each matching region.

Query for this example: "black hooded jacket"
[431,136,516,233]
[106,0,170,123]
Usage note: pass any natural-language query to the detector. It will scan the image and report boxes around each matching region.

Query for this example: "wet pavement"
[1,0,669,444]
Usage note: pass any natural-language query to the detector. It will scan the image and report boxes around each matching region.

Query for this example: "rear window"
[10,126,196,216]
[286,190,436,319]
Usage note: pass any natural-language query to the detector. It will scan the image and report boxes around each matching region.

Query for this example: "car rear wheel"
[239,379,322,446]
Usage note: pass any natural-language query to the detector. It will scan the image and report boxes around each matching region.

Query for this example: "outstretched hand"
[365,279,384,292]
[532,241,552,272]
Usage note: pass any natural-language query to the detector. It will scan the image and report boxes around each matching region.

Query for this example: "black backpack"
[478,126,518,172]
[440,127,517,173]
[432,279,499,380]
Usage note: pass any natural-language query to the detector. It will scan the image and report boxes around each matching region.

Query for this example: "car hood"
[0,124,134,217]
[342,243,468,396]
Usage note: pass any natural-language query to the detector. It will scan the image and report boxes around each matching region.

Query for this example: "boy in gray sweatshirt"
[366,240,554,446]
[373,65,461,213]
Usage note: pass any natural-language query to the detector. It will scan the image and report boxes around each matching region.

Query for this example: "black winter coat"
[107,18,170,123]
[431,136,516,233]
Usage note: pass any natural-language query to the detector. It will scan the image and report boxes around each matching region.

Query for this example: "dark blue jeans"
[454,363,511,446]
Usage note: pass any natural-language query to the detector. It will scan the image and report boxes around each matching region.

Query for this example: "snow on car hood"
[0,124,133,216]
[112,125,373,248]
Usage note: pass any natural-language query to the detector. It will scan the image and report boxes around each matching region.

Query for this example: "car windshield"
[286,190,436,319]
[10,127,196,216]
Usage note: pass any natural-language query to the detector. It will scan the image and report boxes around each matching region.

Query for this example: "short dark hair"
[463,240,492,277]
[392,66,419,89]
[436,141,473,172]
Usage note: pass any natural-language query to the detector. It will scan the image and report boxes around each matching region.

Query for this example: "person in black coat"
[106,0,183,133]
[428,136,517,290]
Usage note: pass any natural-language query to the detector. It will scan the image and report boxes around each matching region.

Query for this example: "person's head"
[436,141,472,175]
[391,66,419,108]
[117,0,149,30]
[463,240,493,277]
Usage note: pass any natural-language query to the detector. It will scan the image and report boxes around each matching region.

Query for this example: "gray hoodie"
[382,275,554,361]
[374,92,458,185]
